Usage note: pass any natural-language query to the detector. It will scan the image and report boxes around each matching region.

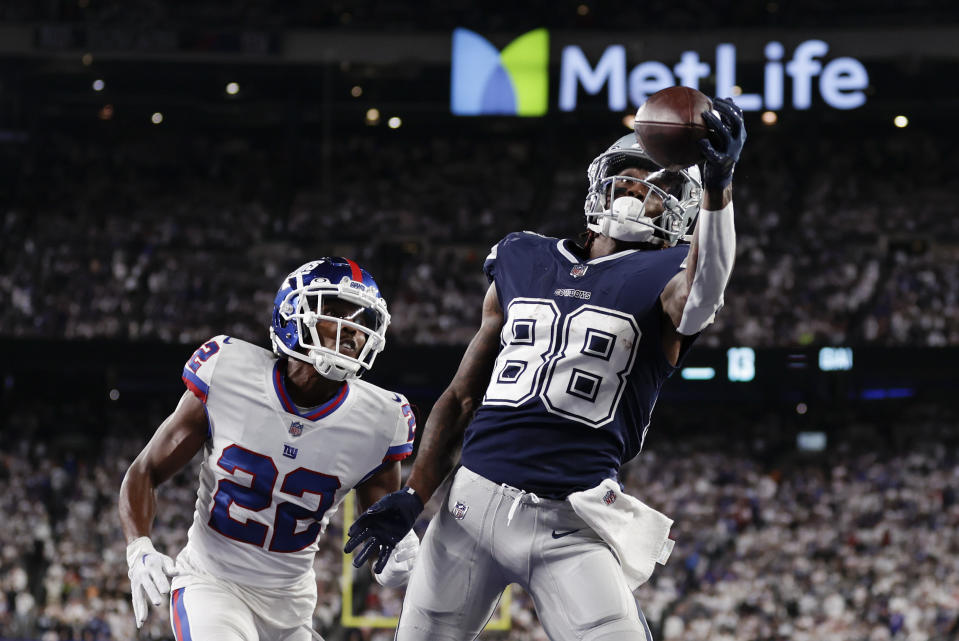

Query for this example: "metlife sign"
[451,29,869,116]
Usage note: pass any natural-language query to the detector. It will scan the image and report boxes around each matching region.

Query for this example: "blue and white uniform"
[171,336,414,641]
[398,232,690,641]
[464,231,689,498]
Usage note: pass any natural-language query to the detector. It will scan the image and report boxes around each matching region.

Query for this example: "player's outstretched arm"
[406,281,503,502]
[344,283,503,571]
[662,96,745,353]
[118,390,208,628]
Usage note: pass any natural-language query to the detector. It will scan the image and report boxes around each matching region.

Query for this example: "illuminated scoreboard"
[664,345,955,405]
[680,346,855,383]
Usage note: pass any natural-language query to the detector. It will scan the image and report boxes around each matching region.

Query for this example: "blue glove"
[344,487,424,573]
[699,97,746,190]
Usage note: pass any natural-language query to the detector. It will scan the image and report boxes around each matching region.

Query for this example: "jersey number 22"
[209,444,341,552]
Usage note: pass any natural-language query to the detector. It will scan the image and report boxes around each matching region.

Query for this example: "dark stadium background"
[1,2,958,640]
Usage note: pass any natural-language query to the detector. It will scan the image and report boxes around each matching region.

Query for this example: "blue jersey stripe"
[181,368,209,402]
[383,442,413,462]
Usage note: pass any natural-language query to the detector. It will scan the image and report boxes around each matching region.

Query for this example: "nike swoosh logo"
[392,393,402,402]
[551,529,581,539]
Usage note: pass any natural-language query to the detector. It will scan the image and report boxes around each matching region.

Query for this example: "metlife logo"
[450,28,549,116]
[451,30,869,116]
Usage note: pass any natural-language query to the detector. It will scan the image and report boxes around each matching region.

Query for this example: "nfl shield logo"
[570,264,589,279]
[289,421,304,437]
[451,501,469,520]
[603,489,616,505]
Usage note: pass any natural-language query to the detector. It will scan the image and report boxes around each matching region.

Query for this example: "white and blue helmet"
[270,258,390,381]
[584,133,702,247]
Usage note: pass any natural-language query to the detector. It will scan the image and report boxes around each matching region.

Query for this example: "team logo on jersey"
[570,264,589,278]
[554,288,591,300]
[451,501,469,520]
[289,421,304,437]
[603,489,617,505]
[283,444,299,459]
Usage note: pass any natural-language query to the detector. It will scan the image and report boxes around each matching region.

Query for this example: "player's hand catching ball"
[126,536,178,629]
[345,486,424,573]
[699,97,746,190]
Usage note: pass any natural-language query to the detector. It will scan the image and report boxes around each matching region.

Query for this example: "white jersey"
[178,335,415,588]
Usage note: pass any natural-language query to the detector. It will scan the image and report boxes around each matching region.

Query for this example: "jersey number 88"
[484,298,640,428]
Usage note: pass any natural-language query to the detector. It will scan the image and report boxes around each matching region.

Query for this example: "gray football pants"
[396,466,652,641]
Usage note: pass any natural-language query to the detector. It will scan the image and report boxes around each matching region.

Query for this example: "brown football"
[633,86,713,171]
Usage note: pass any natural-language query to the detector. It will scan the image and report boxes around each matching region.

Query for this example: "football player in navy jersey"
[118,258,419,641]
[346,98,746,641]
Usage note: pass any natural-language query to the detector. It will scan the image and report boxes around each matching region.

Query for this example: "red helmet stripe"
[345,258,363,282]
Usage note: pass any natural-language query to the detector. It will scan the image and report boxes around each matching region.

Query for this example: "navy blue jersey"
[461,231,692,498]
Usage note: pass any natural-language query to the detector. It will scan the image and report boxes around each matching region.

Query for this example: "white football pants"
[169,548,315,641]
[396,466,653,641]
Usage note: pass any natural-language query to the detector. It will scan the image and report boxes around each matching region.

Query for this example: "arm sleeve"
[677,204,736,335]
[181,335,231,403]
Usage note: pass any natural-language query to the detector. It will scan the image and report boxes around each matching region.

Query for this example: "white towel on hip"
[567,479,675,591]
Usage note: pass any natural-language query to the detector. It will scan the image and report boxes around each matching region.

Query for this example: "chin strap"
[586,196,657,243]
[677,202,736,335]
[309,349,359,381]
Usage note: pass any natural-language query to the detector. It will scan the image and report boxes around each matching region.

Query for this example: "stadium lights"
[98,104,114,120]
[365,108,380,125]
[761,110,777,125]
[225,82,240,95]
[893,115,908,128]
[681,367,715,380]
[861,387,915,400]
[151,112,164,125]
[81,52,93,66]
[621,113,635,129]
[818,347,852,371]
[351,85,363,98]
[797,431,826,452]
[727,347,755,382]
[92,79,105,91]
[388,116,402,129]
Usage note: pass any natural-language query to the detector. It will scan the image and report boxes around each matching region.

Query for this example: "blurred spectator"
[1,125,956,348]
[0,398,957,640]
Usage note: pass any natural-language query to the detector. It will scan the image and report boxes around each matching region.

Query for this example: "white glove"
[372,529,419,588]
[126,536,178,628]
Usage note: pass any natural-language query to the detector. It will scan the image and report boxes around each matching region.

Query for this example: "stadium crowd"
[0,398,956,641]
[1,123,957,349]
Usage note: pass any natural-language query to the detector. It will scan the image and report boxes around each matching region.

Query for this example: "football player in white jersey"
[119,257,420,641]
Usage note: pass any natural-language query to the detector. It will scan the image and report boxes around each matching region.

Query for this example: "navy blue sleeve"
[483,232,530,284]
[483,242,498,284]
